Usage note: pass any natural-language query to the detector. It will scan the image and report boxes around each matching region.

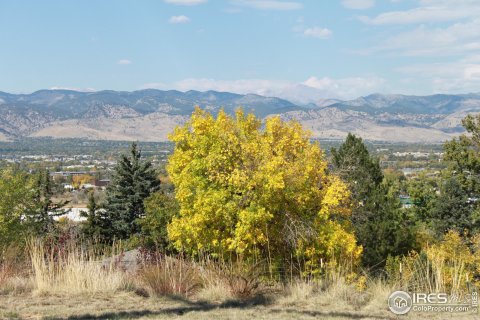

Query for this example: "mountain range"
[1,89,479,143]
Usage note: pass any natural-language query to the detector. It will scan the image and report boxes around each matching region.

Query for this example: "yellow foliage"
[71,174,93,189]
[167,108,361,271]
[386,230,479,295]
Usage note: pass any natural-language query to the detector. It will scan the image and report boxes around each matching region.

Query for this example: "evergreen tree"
[80,191,104,239]
[331,133,384,231]
[431,177,479,236]
[406,173,437,222]
[331,133,383,205]
[140,191,179,250]
[102,143,160,241]
[439,114,480,237]
[443,114,480,195]
[28,170,69,234]
[331,133,416,269]
[357,185,416,269]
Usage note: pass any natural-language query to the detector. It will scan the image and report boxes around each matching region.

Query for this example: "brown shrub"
[138,255,201,298]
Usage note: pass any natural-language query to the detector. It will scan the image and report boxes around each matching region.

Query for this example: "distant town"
[0,137,448,217]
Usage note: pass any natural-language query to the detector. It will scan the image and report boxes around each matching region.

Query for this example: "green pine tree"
[101,142,160,241]
[357,184,416,269]
[331,133,416,269]
[28,170,69,235]
[80,191,104,239]
[331,133,383,205]
[431,177,479,236]
[443,114,480,195]
[405,173,438,224]
[438,114,480,236]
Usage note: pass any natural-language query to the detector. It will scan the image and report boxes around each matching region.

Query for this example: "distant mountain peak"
[0,90,479,143]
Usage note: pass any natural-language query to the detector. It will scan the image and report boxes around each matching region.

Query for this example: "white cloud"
[302,76,385,98]
[140,75,386,102]
[117,59,132,65]
[360,0,480,25]
[164,0,207,5]
[464,65,480,80]
[376,18,480,56]
[463,54,480,63]
[169,15,190,24]
[231,0,303,10]
[50,87,96,92]
[141,79,290,95]
[293,20,332,40]
[342,0,375,10]
[358,1,480,59]
[303,27,332,39]
[396,56,480,93]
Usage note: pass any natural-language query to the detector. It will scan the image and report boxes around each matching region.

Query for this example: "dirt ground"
[1,292,479,320]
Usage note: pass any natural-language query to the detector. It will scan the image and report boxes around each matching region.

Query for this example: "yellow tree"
[167,108,361,271]
[71,174,93,189]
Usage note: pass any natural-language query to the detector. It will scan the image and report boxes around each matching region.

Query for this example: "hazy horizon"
[2,87,480,102]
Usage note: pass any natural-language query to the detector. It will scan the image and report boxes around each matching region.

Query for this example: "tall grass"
[198,257,262,299]
[0,245,32,294]
[0,261,15,288]
[386,230,476,296]
[137,254,201,297]
[29,239,131,295]
[278,279,318,306]
[278,274,373,311]
[16,230,479,307]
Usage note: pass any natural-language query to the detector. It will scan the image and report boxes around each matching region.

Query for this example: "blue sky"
[1,0,480,101]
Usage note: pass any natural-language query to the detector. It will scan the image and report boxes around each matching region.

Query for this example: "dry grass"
[278,275,391,313]
[1,286,475,320]
[138,255,201,298]
[197,258,262,300]
[0,276,32,295]
[0,263,477,320]
[278,279,318,306]
[29,240,132,295]
[386,231,478,297]
[196,284,231,303]
[0,263,15,290]
[0,245,31,295]
[362,278,395,313]
[0,239,476,319]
